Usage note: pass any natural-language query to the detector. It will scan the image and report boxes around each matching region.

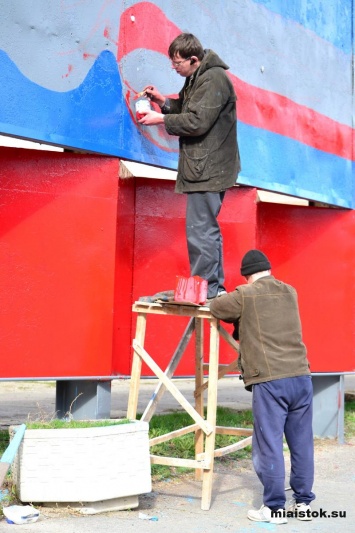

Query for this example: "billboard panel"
[0,0,354,206]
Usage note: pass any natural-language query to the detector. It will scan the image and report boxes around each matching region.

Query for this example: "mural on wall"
[0,0,354,206]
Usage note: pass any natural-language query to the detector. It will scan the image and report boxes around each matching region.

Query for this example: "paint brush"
[133,87,153,100]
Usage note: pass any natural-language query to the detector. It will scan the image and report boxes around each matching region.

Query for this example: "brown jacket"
[209,275,311,390]
[163,49,240,193]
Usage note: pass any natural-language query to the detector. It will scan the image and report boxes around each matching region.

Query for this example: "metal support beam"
[55,380,111,420]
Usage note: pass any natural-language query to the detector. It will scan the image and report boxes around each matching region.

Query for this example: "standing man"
[139,33,240,300]
[209,249,315,524]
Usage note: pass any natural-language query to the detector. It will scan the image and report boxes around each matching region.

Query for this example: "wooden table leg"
[127,313,147,420]
[194,317,204,481]
[201,317,219,510]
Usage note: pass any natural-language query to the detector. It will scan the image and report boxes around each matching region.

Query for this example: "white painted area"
[257,190,309,206]
[121,160,177,180]
[0,135,63,152]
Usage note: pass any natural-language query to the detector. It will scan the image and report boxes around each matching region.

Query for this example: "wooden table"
[127,301,252,510]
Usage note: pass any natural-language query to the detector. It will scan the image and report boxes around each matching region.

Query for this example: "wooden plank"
[141,318,195,422]
[213,436,253,458]
[201,317,220,511]
[149,424,199,446]
[194,317,204,482]
[150,455,210,469]
[197,359,239,395]
[196,325,240,395]
[132,301,212,319]
[203,362,238,372]
[133,340,213,436]
[216,426,253,436]
[127,313,146,419]
[219,325,240,354]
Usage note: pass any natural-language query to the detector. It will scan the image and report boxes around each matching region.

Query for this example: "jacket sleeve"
[209,289,243,322]
[162,94,184,115]
[164,69,233,137]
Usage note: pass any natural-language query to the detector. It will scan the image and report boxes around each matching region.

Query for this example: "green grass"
[25,418,130,430]
[345,400,355,439]
[146,406,253,479]
[1,399,354,482]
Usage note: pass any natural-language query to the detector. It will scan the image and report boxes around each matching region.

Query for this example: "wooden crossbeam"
[133,340,213,436]
[215,426,253,436]
[141,318,195,422]
[150,454,210,469]
[195,359,239,396]
[203,362,238,372]
[213,436,253,458]
[149,424,199,446]
[218,325,240,354]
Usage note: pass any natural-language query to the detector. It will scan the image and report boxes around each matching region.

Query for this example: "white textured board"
[11,421,151,503]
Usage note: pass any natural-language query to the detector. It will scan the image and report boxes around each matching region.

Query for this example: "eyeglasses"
[171,57,191,67]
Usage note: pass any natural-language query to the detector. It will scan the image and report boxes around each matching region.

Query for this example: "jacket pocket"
[241,356,260,379]
[181,148,209,182]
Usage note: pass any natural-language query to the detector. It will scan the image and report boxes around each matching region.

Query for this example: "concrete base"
[312,374,344,442]
[55,379,111,419]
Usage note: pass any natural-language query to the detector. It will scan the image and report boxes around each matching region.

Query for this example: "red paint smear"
[62,64,73,78]
[119,2,354,161]
[104,25,118,46]
[83,52,97,60]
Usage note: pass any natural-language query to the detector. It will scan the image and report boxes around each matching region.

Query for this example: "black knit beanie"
[240,249,271,276]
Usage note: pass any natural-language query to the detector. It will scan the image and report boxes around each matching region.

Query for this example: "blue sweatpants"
[252,376,315,510]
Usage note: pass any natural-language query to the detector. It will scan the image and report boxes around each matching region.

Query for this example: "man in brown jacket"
[139,33,240,299]
[210,249,315,524]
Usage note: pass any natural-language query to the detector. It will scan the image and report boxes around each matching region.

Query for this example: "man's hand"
[144,85,166,107]
[138,110,165,126]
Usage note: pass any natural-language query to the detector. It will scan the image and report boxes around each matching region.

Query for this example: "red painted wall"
[122,180,258,376]
[0,148,119,378]
[257,203,355,373]
[1,149,354,379]
[117,179,355,376]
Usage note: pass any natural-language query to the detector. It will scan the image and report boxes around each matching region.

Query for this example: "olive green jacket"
[210,276,311,390]
[163,49,241,193]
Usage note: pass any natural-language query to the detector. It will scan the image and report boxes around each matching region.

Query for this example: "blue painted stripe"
[251,0,353,54]
[237,122,354,209]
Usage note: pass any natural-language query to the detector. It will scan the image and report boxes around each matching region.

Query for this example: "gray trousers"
[186,191,226,298]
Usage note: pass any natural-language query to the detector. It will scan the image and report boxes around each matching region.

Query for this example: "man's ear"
[190,57,197,65]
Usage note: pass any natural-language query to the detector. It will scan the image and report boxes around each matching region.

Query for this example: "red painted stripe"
[233,75,353,161]
[118,2,354,161]
[117,2,181,61]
